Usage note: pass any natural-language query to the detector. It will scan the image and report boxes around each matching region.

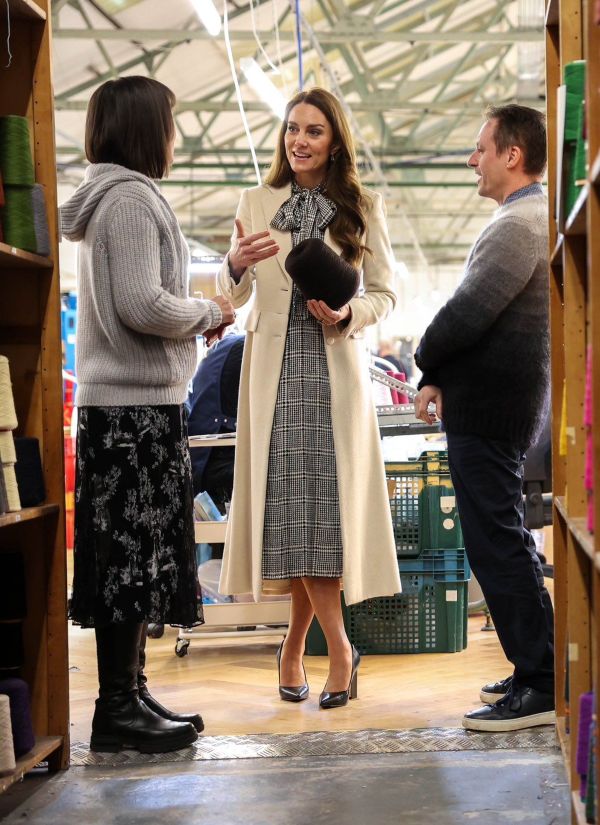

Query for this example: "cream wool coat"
[217,183,401,606]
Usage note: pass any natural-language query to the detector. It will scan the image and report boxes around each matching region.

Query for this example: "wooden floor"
[68,528,554,742]
[68,615,509,741]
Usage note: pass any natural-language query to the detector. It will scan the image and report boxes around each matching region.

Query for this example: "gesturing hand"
[306,299,351,327]
[228,219,280,280]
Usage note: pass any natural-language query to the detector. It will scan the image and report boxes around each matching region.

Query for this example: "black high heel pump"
[319,645,360,709]
[276,640,309,702]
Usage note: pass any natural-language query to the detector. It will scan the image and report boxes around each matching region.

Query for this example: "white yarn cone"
[3,464,21,512]
[0,357,18,430]
[0,695,16,775]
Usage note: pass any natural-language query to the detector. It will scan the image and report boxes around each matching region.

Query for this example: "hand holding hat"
[284,237,360,311]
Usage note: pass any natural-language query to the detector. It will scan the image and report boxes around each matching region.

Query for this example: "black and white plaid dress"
[262,182,343,579]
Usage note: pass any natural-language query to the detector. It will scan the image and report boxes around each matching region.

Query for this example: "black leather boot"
[138,622,204,732]
[90,622,198,753]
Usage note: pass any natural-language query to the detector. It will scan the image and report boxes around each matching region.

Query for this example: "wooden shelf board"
[571,791,587,825]
[0,736,62,795]
[554,495,568,521]
[551,234,564,268]
[8,0,46,20]
[0,504,59,530]
[545,0,559,26]
[0,243,53,270]
[565,185,589,236]
[592,150,600,186]
[553,499,596,563]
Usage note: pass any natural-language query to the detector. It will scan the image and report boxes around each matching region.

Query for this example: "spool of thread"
[585,715,596,821]
[0,116,35,186]
[3,464,21,511]
[0,553,26,621]
[0,678,35,758]
[394,372,409,405]
[32,184,50,257]
[0,623,24,670]
[0,356,18,430]
[577,691,594,798]
[573,102,587,184]
[14,438,45,507]
[0,695,16,775]
[386,371,400,405]
[1,185,36,252]
[0,468,7,514]
[0,430,16,463]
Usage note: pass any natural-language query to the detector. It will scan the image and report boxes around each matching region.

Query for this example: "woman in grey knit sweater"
[61,76,234,754]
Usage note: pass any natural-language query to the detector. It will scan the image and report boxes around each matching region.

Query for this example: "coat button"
[327,338,335,345]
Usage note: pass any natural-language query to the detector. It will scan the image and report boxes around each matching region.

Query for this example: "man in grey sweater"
[414,105,554,732]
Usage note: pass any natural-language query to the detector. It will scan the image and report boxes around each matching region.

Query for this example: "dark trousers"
[446,432,555,695]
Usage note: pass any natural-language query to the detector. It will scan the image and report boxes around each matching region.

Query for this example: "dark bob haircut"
[486,104,547,176]
[85,76,176,179]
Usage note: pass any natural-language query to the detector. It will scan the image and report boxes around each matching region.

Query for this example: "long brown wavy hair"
[264,87,370,266]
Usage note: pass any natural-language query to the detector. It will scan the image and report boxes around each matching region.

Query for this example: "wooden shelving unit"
[10,0,46,20]
[0,504,59,529]
[546,0,600,820]
[0,243,53,270]
[0,0,69,792]
[0,736,62,794]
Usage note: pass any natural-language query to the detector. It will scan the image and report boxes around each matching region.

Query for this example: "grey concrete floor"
[0,748,569,825]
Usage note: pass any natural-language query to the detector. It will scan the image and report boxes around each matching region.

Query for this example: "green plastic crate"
[387,451,462,558]
[305,549,470,656]
[349,577,468,655]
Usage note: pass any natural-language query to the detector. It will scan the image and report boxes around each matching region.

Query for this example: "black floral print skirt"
[69,405,204,629]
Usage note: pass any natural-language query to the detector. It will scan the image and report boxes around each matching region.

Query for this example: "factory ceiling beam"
[54,98,542,113]
[53,27,544,44]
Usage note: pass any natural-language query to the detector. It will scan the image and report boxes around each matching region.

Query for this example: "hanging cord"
[249,0,279,74]
[223,0,262,185]
[272,0,288,96]
[292,0,303,90]
[4,0,12,69]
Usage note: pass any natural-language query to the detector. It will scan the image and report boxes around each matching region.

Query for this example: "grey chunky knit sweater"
[415,188,550,448]
[60,164,221,407]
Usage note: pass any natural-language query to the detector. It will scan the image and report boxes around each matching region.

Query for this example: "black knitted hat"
[284,238,360,310]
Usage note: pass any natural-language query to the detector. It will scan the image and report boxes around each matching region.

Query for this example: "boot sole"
[90,727,198,754]
[462,710,556,732]
[479,689,509,704]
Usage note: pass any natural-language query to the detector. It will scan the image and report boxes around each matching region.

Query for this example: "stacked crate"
[351,451,469,654]
[306,450,470,655]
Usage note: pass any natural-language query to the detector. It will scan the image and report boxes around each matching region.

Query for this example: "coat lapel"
[261,184,293,283]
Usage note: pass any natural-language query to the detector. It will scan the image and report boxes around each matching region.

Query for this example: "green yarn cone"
[564,61,586,143]
[573,101,588,183]
[1,186,36,252]
[0,116,35,186]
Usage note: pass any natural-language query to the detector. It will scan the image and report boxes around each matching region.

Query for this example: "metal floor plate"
[70,725,558,767]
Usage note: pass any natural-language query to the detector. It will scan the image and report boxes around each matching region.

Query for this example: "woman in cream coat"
[218,88,400,709]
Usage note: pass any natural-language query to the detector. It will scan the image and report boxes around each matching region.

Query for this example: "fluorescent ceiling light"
[240,57,286,120]
[191,0,221,37]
